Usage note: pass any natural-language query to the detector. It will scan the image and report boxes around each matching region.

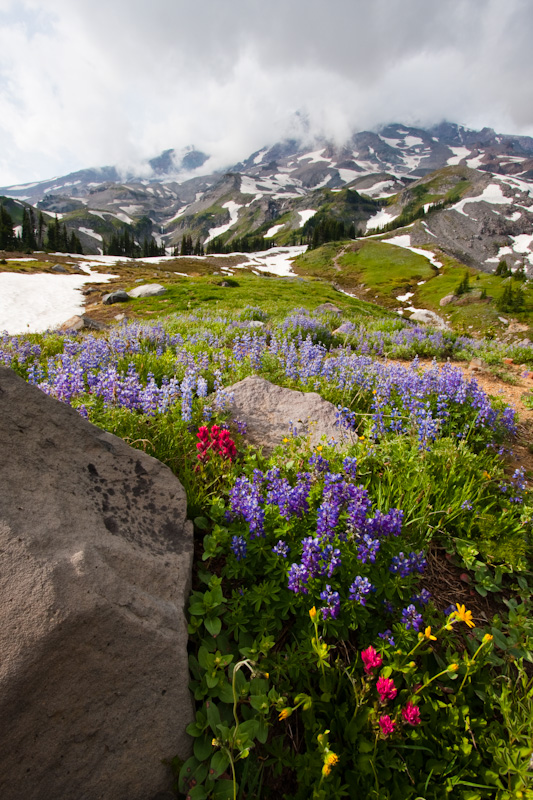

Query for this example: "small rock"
[408,309,450,330]
[315,303,341,314]
[498,317,509,325]
[115,313,126,322]
[59,315,85,332]
[333,323,355,335]
[59,315,107,332]
[103,290,130,305]
[245,320,265,328]
[439,294,456,307]
[51,264,69,274]
[503,357,514,365]
[128,283,166,299]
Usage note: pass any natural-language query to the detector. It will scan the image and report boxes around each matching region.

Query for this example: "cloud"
[0,0,532,184]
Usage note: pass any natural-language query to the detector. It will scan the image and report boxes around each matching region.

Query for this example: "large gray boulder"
[128,283,166,298]
[226,375,356,455]
[0,367,193,800]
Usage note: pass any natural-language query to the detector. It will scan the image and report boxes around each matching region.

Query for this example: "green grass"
[123,272,389,321]
[294,239,435,303]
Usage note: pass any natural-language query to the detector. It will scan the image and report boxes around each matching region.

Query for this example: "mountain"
[2,123,533,274]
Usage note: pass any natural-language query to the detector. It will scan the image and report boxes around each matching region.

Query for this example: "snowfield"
[0,267,116,334]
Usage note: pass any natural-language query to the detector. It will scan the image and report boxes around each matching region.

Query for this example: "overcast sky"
[0,0,532,186]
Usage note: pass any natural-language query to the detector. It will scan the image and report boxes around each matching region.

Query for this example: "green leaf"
[257,717,268,744]
[205,616,222,636]
[194,733,214,762]
[189,602,206,616]
[195,516,210,530]
[210,749,230,779]
[237,719,259,739]
[188,786,208,800]
[206,701,222,733]
[212,779,236,800]
[186,722,204,738]
[198,647,210,670]
[178,756,201,794]
[206,672,220,689]
[218,681,235,704]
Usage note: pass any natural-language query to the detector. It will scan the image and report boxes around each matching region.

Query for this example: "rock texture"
[0,366,193,800]
[59,314,107,332]
[128,283,166,298]
[103,290,130,304]
[226,375,356,455]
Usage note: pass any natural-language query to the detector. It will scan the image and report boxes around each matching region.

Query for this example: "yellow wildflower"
[454,603,475,628]
[279,708,292,721]
[283,437,289,443]
[359,435,365,441]
[317,445,323,451]
[423,626,437,641]
[309,606,317,622]
[322,752,339,776]
[448,663,459,672]
[482,633,494,643]
[483,471,491,480]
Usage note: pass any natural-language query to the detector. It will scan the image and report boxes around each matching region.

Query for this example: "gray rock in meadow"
[333,322,355,335]
[128,283,166,298]
[245,320,265,329]
[315,302,342,314]
[439,294,456,307]
[103,289,130,304]
[226,375,356,455]
[408,308,450,330]
[0,366,193,800]
[51,263,69,273]
[59,314,107,332]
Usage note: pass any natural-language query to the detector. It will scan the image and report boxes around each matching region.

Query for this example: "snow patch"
[511,234,533,254]
[338,168,361,183]
[466,154,484,169]
[0,267,116,334]
[79,227,103,241]
[205,201,242,244]
[366,208,398,230]
[297,148,331,164]
[447,146,470,165]
[452,184,512,216]
[298,210,316,227]
[232,245,307,277]
[396,291,414,302]
[265,224,285,238]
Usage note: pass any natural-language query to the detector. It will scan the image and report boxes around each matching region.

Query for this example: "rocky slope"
[2,123,533,272]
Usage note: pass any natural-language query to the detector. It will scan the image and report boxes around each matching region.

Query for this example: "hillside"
[2,122,533,274]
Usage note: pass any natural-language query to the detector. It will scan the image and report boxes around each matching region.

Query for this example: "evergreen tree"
[38,211,45,247]
[0,204,15,250]
[455,271,470,296]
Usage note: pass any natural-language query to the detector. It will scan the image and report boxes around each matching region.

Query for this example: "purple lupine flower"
[287,563,309,594]
[319,585,341,620]
[342,457,358,478]
[378,630,396,647]
[357,534,380,564]
[349,576,374,605]
[401,604,424,632]
[231,535,247,561]
[272,540,289,558]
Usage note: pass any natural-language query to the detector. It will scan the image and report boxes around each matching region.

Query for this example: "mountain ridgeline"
[2,123,533,276]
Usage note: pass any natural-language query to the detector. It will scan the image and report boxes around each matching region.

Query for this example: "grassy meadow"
[1,251,533,798]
